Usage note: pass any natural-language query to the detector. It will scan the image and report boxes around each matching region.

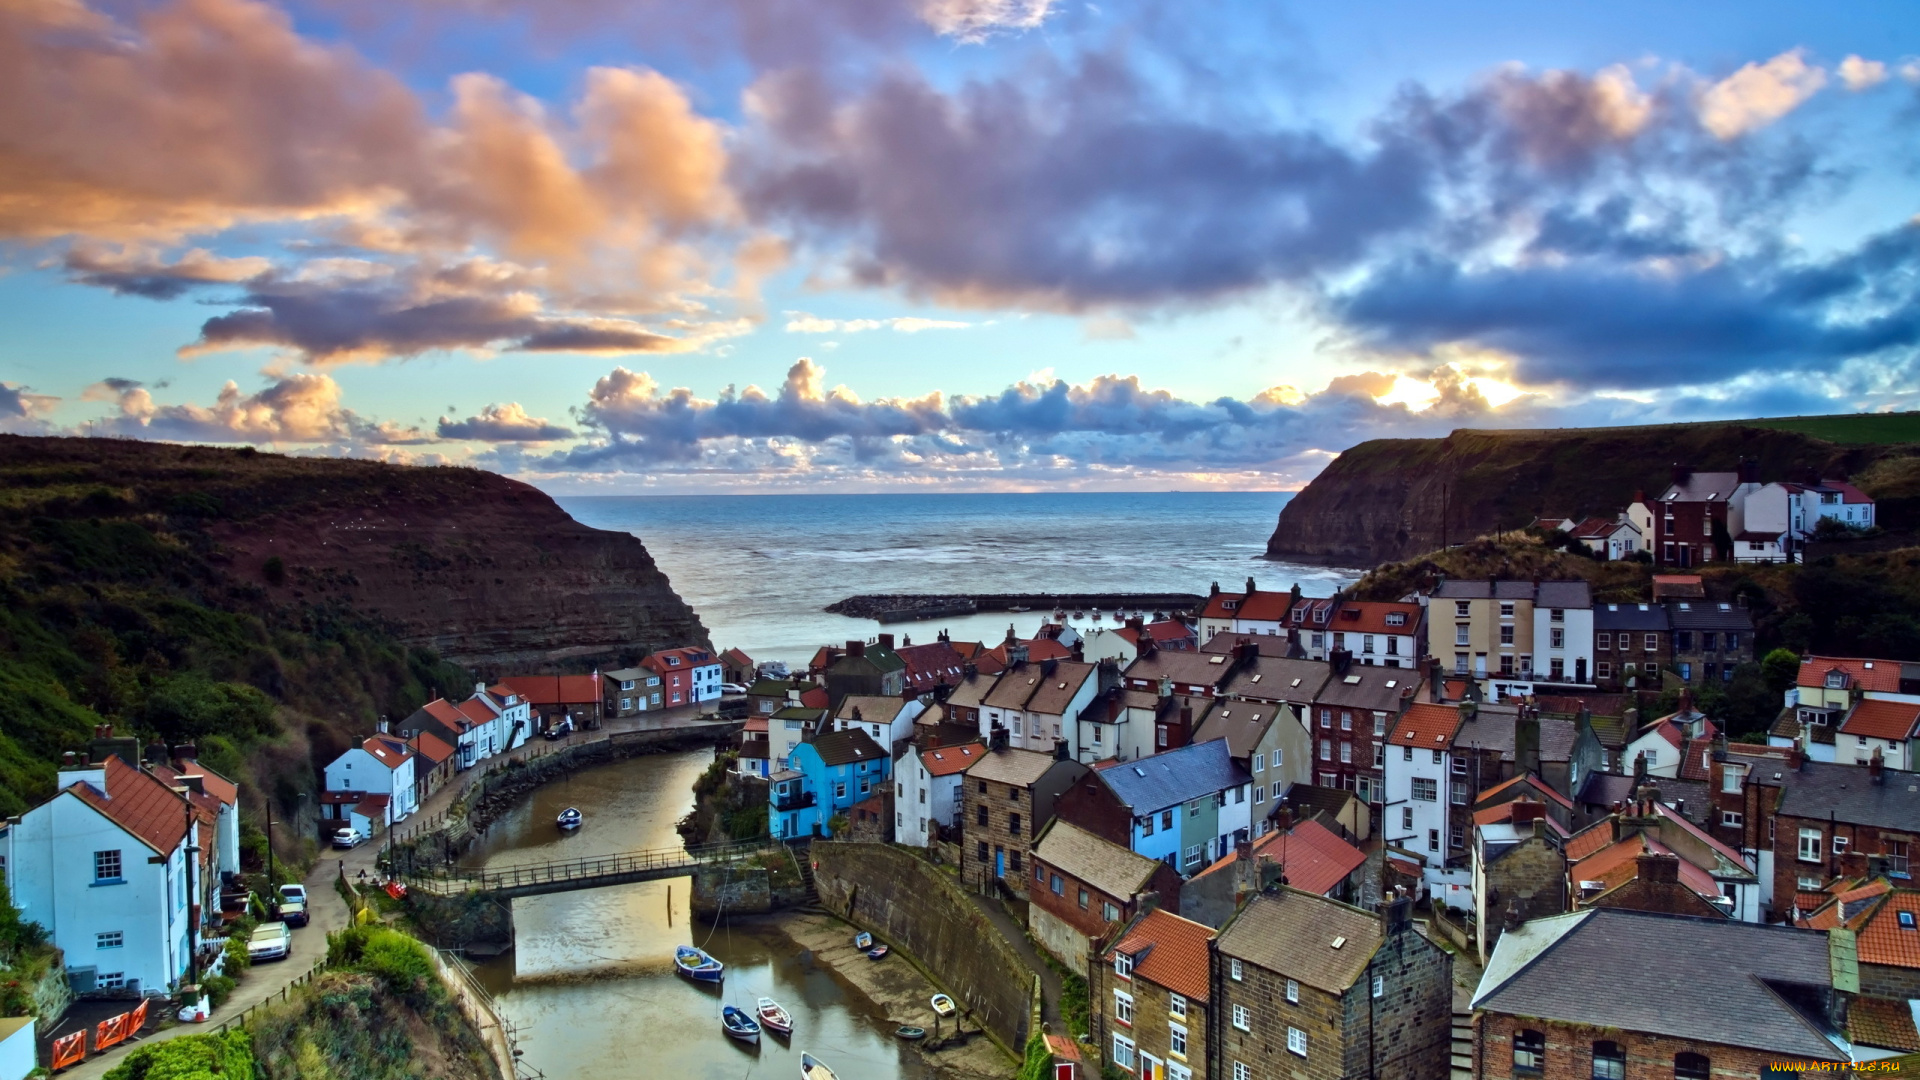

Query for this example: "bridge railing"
[409,839,776,893]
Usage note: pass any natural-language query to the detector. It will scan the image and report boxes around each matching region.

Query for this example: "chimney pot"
[877,633,894,650]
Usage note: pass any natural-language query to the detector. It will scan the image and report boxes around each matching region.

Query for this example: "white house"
[1570,516,1643,561]
[895,741,983,847]
[149,756,240,880]
[323,736,418,827]
[833,695,927,749]
[1381,703,1465,874]
[980,659,1100,757]
[473,683,533,753]
[1835,699,1920,771]
[1531,580,1595,687]
[4,756,200,997]
[1621,705,1717,779]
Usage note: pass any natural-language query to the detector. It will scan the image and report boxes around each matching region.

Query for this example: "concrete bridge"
[404,839,779,900]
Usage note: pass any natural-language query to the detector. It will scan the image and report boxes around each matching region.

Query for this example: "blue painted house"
[1055,737,1253,876]
[770,728,890,840]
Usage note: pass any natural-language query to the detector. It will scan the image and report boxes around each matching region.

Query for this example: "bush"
[201,974,238,1009]
[103,1029,254,1080]
[143,673,278,744]
[327,926,435,997]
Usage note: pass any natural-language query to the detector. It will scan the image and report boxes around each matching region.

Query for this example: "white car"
[247,922,292,962]
[331,827,366,849]
[720,683,749,695]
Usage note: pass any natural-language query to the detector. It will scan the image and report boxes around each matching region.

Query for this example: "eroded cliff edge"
[1,435,706,672]
[1265,422,1919,567]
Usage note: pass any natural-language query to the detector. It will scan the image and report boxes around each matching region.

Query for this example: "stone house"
[1470,909,1848,1080]
[720,647,754,686]
[1472,804,1567,963]
[1591,603,1668,689]
[1028,818,1183,967]
[1768,755,1920,920]
[960,740,1088,897]
[1580,851,1731,919]
[602,666,663,716]
[1664,600,1754,687]
[1214,890,1451,1080]
[1091,906,1214,1080]
[824,636,907,711]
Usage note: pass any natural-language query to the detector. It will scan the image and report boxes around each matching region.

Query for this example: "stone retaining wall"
[811,842,1035,1052]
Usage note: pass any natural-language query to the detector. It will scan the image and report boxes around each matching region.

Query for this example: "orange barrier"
[95,1012,128,1052]
[51,1030,86,1069]
[128,998,150,1035]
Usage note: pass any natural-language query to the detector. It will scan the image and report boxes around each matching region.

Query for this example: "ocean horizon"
[557,491,1359,665]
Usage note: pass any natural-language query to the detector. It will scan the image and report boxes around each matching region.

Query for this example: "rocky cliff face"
[1265,424,1906,567]
[2,436,706,672]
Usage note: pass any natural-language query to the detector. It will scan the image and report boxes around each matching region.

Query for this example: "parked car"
[276,884,309,927]
[247,921,292,963]
[720,683,749,696]
[332,826,366,849]
[543,717,574,741]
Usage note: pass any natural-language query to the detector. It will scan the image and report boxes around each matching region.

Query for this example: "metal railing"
[407,839,777,894]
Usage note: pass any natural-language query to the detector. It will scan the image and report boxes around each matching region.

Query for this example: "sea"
[555,492,1360,667]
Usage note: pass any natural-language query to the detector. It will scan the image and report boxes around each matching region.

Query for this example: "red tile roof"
[499,674,603,705]
[1267,819,1367,896]
[1857,890,1920,970]
[1472,803,1569,835]
[1798,655,1905,693]
[1798,879,1891,931]
[921,742,985,777]
[980,637,1073,667]
[722,647,752,666]
[1110,908,1214,1002]
[800,687,829,710]
[1827,479,1875,505]
[423,698,467,728]
[362,736,414,770]
[411,730,456,764]
[1117,621,1198,649]
[1387,702,1462,749]
[1573,834,1721,898]
[66,757,192,855]
[456,698,496,726]
[1840,699,1920,741]
[1332,601,1422,637]
[1476,773,1575,809]
[1563,821,1616,861]
[1848,995,1920,1052]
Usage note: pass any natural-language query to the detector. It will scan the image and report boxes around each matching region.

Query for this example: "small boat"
[721,1004,761,1044]
[930,994,957,1018]
[1008,605,1029,613]
[801,1052,838,1080]
[1072,611,1085,620]
[866,945,889,960]
[556,807,582,830]
[853,931,873,950]
[674,945,725,983]
[756,997,793,1036]
[895,1026,926,1041]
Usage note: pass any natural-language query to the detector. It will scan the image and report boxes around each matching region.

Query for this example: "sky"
[2,0,1918,493]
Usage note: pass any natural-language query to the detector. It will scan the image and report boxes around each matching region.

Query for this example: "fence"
[435,947,544,1080]
[406,838,777,895]
[211,955,330,1036]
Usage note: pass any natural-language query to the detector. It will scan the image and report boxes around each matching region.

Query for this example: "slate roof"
[1312,665,1420,713]
[1110,908,1214,1002]
[1568,773,1711,827]
[1218,655,1331,702]
[1034,818,1164,900]
[604,666,651,683]
[1028,661,1098,716]
[1124,649,1239,689]
[1774,759,1920,829]
[1192,701,1284,760]
[1093,739,1248,813]
[945,672,998,711]
[1200,633,1299,657]
[1454,707,1578,764]
[1840,699,1920,741]
[985,665,1048,710]
[1280,784,1362,823]
[1666,601,1754,632]
[804,728,886,767]
[837,695,911,724]
[1472,909,1845,1060]
[1659,472,1742,503]
[1535,581,1593,610]
[1594,603,1670,632]
[1216,887,1383,994]
[1432,580,1543,600]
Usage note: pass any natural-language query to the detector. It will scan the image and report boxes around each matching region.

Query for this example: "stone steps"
[1452,1009,1473,1080]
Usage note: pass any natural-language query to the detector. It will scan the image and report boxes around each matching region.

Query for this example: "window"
[1456,624,1471,646]
[1412,777,1438,801]
[1287,1027,1307,1057]
[1675,631,1693,651]
[1596,662,1612,679]
[1051,875,1064,896]
[93,849,122,883]
[1500,624,1515,645]
[1500,602,1515,617]
[1162,810,1174,831]
[977,805,989,826]
[1229,958,1243,981]
[1429,828,1440,851]
[1253,752,1264,773]
[1115,952,1133,979]
[1079,887,1089,908]
[1112,1035,1135,1069]
[96,931,124,949]
[1721,811,1744,828]
[1402,806,1414,830]
[1432,748,1444,765]
[1233,1063,1251,1080]
[1232,1004,1251,1031]
[1551,658,1565,680]
[1114,990,1134,1026]
[1285,978,1299,1003]
[1103,901,1121,921]
[1185,845,1202,870]
[1320,739,1332,761]
[1514,1029,1545,1075]
[1799,828,1823,862]
[1319,709,1331,729]
[1593,1042,1625,1080]
[1727,632,1741,650]
[1550,628,1565,649]
[1364,634,1375,653]
[1170,1022,1188,1059]
[1170,993,1188,1020]
[1451,780,1467,805]
[1644,633,1659,652]
[1340,711,1353,731]
[96,972,125,989]
[1254,785,1265,804]
[1596,632,1611,650]
[1372,975,1384,998]
[1451,827,1465,849]
[1373,712,1387,736]
[1340,742,1352,763]
[978,841,989,862]
[1403,745,1414,762]
[1889,840,1910,878]
[1456,601,1472,617]
[1675,1053,1710,1080]
[1009,813,1021,835]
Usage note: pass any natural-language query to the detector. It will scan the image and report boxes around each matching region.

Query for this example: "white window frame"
[1231,1003,1251,1031]
[1287,1027,1307,1057]
[1229,957,1242,981]
[1169,1022,1188,1059]
[1113,1034,1135,1069]
[1798,828,1823,863]
[1285,978,1299,1003]
[1169,993,1187,1021]
[1114,989,1134,1026]
[1233,1063,1252,1080]
[1115,951,1133,979]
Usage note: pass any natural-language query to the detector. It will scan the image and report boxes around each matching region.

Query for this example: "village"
[3,458,1916,1080]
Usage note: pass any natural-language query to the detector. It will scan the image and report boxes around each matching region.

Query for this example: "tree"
[1760,649,1801,697]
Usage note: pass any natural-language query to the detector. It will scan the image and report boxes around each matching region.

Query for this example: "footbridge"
[404,839,781,900]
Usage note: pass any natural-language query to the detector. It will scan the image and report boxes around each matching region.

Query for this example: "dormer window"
[1114,952,1133,979]
[668,656,682,666]
[1386,613,1406,627]
[1825,672,1846,689]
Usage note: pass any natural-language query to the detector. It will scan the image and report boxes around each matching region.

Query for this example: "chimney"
[1636,851,1681,883]
[1236,640,1258,664]
[1869,748,1885,784]
[1042,657,1058,678]
[1671,463,1693,486]
[1179,704,1193,727]
[847,639,865,658]
[1054,738,1070,762]
[1127,616,1144,633]
[1009,643,1030,665]
[877,633,895,651]
[1516,710,1541,778]
[1245,576,1257,596]
[144,741,169,765]
[1072,640,1085,662]
[1136,891,1160,914]
[62,751,75,767]
[173,743,198,764]
[1210,582,1221,597]
[377,717,390,734]
[1633,749,1649,786]
[1738,458,1761,485]
[989,727,1009,752]
[1531,816,1550,840]
[1332,647,1352,675]
[1503,897,1527,933]
[1386,895,1412,933]
[963,662,977,681]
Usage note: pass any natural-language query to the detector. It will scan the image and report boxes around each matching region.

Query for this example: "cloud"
[437,403,575,442]
[1837,56,1888,91]
[782,312,971,333]
[91,373,431,445]
[62,246,274,299]
[0,383,60,421]
[918,0,1053,41]
[1697,49,1827,139]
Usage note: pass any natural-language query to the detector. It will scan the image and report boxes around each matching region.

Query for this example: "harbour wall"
[810,842,1035,1052]
[826,592,1205,623]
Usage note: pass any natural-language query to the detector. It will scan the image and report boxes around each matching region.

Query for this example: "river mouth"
[464,750,952,1079]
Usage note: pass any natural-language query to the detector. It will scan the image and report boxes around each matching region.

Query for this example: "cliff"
[1265,417,1920,567]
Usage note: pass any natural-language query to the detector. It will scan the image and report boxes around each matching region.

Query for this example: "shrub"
[327,926,435,997]
[201,974,238,1009]
[102,1029,254,1080]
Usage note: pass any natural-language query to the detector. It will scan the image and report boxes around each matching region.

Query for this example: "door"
[1140,1052,1164,1080]
[994,847,1006,879]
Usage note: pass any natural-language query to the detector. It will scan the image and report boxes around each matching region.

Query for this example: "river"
[469,749,943,1080]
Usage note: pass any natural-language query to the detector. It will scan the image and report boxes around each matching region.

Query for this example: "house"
[323,735,418,827]
[1737,478,1879,562]
[1214,891,1451,1080]
[720,647,754,686]
[1470,800,1568,961]
[602,666,663,716]
[1329,601,1425,668]
[496,675,598,732]
[1197,578,1296,644]
[980,658,1099,756]
[400,697,489,771]
[735,718,771,778]
[1621,694,1718,780]
[641,647,722,707]
[403,729,457,801]
[1055,739,1253,876]
[823,636,907,710]
[1028,819,1185,966]
[1780,655,1920,761]
[1193,694,1310,833]
[3,755,203,997]
[896,636,972,696]
[769,728,890,840]
[1115,618,1199,660]
[1591,603,1668,688]
[1451,703,1580,802]
[1580,850,1732,919]
[1795,882,1920,999]
[1769,755,1920,920]
[943,666,997,733]
[1426,579,1594,695]
[1837,699,1920,771]
[960,742,1088,896]
[1182,818,1368,928]
[747,677,813,718]
[769,699,830,772]
[1564,787,1762,922]
[895,740,983,847]
[1090,907,1213,1080]
[146,744,241,880]
[1476,773,1576,834]
[1382,703,1468,872]
[1632,462,1762,567]
[1306,651,1422,807]
[1569,516,1641,561]
[1470,909,1850,1079]
[1665,601,1754,686]
[833,694,927,751]
[1286,596,1342,660]
[1278,784,1372,842]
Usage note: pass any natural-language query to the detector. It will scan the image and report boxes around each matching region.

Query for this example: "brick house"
[1214,890,1451,1080]
[1470,909,1848,1080]
[1028,818,1184,968]
[1769,755,1920,920]
[1591,603,1668,689]
[1091,906,1214,1080]
[1664,601,1754,687]
[1307,652,1422,808]
[1629,465,1759,568]
[960,741,1087,897]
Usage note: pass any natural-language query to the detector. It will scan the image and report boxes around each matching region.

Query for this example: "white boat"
[801,1052,838,1080]
[930,993,957,1018]
[556,807,582,830]
[756,997,793,1036]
